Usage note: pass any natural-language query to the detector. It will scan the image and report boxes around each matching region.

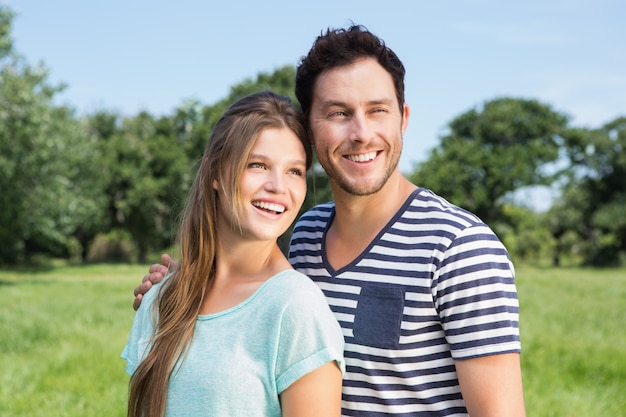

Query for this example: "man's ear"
[401,103,410,135]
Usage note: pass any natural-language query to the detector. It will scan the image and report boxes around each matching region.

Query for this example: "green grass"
[0,264,624,416]
[516,266,626,416]
[0,264,145,417]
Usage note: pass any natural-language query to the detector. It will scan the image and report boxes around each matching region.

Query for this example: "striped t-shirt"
[288,188,521,416]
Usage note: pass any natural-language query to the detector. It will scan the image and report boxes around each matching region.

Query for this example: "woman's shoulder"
[270,269,318,291]
[265,270,328,308]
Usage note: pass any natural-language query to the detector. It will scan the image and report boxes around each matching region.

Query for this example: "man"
[134,25,526,416]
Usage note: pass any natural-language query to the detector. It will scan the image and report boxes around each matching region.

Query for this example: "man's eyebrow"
[320,98,395,108]
[318,100,348,109]
[366,98,395,106]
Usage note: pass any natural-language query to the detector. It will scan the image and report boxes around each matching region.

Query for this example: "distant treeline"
[1,6,624,266]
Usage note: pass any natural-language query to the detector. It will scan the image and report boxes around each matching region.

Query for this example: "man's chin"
[336,178,386,197]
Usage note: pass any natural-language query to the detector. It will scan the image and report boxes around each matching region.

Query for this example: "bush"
[86,230,137,263]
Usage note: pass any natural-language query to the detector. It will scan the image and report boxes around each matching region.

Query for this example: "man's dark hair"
[295,24,406,122]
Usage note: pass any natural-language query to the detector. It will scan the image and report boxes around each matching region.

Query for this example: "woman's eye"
[289,168,304,176]
[248,162,266,169]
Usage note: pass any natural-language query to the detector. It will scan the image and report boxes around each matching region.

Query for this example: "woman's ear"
[202,156,217,190]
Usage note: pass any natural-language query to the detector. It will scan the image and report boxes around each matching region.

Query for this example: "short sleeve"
[273,273,345,393]
[435,224,521,359]
[121,280,163,375]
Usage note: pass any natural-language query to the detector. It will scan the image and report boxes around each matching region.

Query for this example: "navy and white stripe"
[288,188,520,416]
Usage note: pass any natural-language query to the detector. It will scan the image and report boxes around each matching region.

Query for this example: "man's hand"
[133,254,176,310]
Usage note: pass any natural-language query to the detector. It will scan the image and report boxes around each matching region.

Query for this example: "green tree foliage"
[10,0,625,268]
[497,205,554,264]
[180,65,299,161]
[549,117,626,266]
[85,65,318,261]
[410,97,569,229]
[0,8,106,263]
[0,8,13,59]
[227,65,297,102]
[89,111,190,263]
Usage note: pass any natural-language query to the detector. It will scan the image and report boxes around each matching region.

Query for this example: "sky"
[7,0,626,175]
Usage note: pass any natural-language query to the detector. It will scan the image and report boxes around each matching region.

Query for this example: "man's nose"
[349,113,374,143]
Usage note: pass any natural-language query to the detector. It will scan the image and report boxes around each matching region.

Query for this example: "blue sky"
[8,0,626,174]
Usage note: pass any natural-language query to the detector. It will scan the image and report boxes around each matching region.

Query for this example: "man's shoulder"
[408,188,484,226]
[294,201,335,226]
[301,201,335,216]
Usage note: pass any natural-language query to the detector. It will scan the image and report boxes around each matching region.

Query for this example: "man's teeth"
[253,201,286,213]
[347,151,377,162]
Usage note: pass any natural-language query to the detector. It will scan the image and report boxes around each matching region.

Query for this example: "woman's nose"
[264,171,287,193]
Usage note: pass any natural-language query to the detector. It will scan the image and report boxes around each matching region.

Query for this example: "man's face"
[309,57,409,197]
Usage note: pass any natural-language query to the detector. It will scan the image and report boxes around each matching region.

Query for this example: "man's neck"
[324,174,417,270]
[333,174,416,231]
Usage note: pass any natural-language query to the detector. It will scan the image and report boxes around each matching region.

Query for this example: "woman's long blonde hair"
[128,91,311,417]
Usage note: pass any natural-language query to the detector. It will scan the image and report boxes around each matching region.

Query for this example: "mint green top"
[121,269,345,417]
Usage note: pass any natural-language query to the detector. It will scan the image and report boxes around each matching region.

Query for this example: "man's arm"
[455,353,526,417]
[132,254,175,310]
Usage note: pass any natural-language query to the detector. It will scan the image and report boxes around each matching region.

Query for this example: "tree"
[410,97,569,229]
[0,8,13,59]
[496,205,554,264]
[0,21,334,264]
[227,65,297,102]
[550,117,626,266]
[93,111,190,263]
[0,7,106,263]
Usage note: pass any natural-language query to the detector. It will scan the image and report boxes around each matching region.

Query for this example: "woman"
[122,91,344,417]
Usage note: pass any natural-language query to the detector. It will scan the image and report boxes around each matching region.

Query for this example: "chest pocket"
[352,284,405,349]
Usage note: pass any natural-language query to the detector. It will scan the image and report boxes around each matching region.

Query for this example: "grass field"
[0,264,624,416]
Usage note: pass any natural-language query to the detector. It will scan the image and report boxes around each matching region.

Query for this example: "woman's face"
[219,127,308,243]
